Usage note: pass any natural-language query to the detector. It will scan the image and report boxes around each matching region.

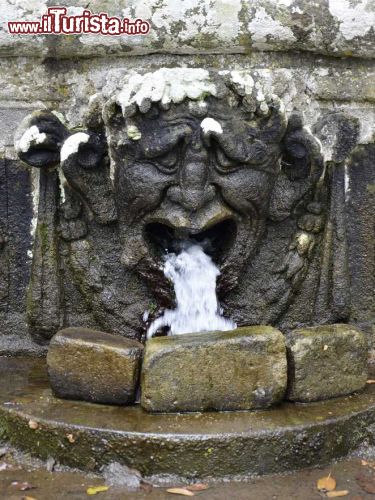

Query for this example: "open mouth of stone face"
[144,218,237,264]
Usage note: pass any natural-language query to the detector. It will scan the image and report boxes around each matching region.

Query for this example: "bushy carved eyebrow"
[140,124,191,158]
[213,134,249,162]
[212,133,280,172]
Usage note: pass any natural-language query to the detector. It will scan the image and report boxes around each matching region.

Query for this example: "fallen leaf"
[366,380,375,384]
[360,459,375,470]
[356,473,375,494]
[66,433,76,443]
[317,474,336,492]
[323,345,329,351]
[11,481,36,491]
[326,491,349,498]
[86,485,110,495]
[187,484,209,491]
[167,487,195,496]
[28,420,39,430]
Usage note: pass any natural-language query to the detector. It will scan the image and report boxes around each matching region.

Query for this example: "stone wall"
[0,0,373,355]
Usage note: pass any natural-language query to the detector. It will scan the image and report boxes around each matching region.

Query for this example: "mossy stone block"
[286,323,368,402]
[47,327,143,405]
[141,326,287,413]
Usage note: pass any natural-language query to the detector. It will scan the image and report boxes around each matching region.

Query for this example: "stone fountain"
[0,0,374,480]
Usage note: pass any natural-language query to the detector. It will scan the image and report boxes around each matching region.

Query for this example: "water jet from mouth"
[144,218,237,264]
[147,243,236,339]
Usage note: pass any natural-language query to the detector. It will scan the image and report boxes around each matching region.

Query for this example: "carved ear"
[313,112,360,163]
[15,111,68,168]
[61,131,117,224]
[268,113,324,221]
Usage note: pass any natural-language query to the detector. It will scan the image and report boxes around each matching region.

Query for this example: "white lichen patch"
[58,167,68,203]
[248,7,296,48]
[227,70,283,115]
[60,132,90,163]
[259,101,269,115]
[126,125,142,141]
[344,162,350,202]
[276,0,293,6]
[329,0,374,41]
[16,125,47,154]
[229,71,255,95]
[147,0,241,43]
[29,168,40,251]
[115,68,217,116]
[200,117,223,135]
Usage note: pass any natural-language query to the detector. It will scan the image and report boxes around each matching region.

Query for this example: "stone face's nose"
[167,163,216,211]
[167,140,215,211]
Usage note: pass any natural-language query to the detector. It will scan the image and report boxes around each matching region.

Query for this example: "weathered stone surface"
[47,327,143,404]
[1,1,374,59]
[286,324,368,402]
[141,326,287,412]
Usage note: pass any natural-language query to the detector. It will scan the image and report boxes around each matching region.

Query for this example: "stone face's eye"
[155,148,179,173]
[215,146,238,173]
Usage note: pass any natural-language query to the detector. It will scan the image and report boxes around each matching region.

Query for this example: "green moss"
[38,223,49,254]
[57,85,69,98]
[149,302,158,314]
[238,34,253,54]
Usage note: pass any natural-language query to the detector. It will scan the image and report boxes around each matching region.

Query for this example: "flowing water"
[147,243,236,339]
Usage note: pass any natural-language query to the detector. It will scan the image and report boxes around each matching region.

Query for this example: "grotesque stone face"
[104,73,287,298]
[15,68,333,340]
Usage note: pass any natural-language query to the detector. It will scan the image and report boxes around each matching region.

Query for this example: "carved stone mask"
[15,68,325,313]
[101,69,300,298]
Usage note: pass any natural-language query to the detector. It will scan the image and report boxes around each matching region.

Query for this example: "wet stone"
[47,327,143,405]
[286,323,368,402]
[141,326,287,413]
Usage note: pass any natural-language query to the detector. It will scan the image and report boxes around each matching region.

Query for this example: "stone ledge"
[141,326,287,412]
[286,324,368,402]
[1,1,374,59]
[47,327,143,405]
[1,356,375,477]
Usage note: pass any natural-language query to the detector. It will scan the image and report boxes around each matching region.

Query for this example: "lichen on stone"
[112,68,218,117]
[16,125,47,154]
[60,132,90,163]
[200,117,223,135]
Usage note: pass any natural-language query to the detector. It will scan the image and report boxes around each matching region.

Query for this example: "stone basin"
[1,356,375,478]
